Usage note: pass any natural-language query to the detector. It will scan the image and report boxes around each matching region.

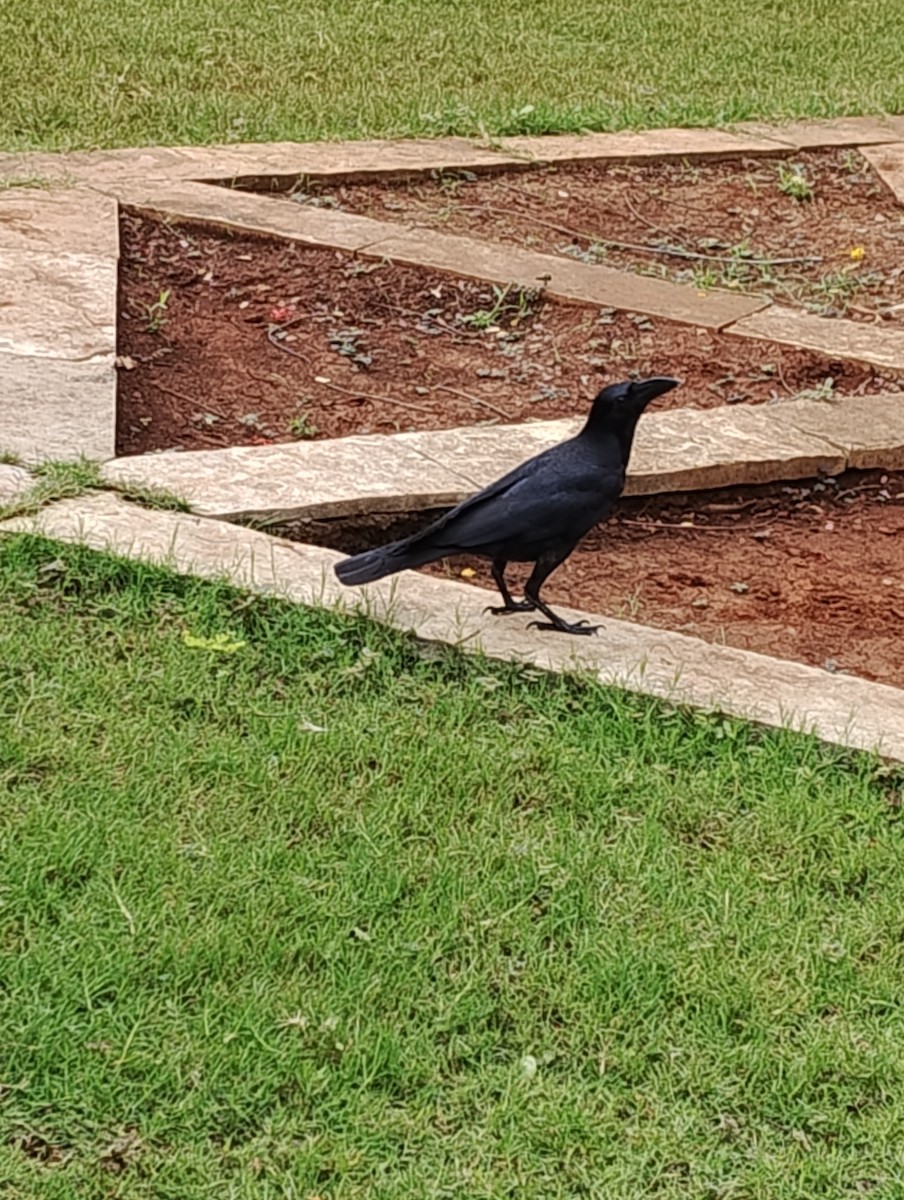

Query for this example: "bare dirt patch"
[117,211,899,456]
[301,149,904,322]
[298,471,904,689]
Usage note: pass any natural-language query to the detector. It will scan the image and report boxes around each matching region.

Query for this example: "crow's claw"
[485,600,536,616]
[527,619,601,636]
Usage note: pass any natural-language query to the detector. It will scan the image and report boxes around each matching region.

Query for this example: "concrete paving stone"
[727,305,904,371]
[860,143,904,205]
[0,352,116,462]
[0,132,786,194]
[0,188,118,256]
[110,180,397,252]
[365,228,767,328]
[98,395,869,526]
[398,404,847,497]
[625,403,845,492]
[101,434,474,520]
[0,463,32,504]
[734,116,904,148]
[5,491,904,761]
[3,119,902,196]
[0,249,116,360]
[769,392,904,470]
[497,126,791,163]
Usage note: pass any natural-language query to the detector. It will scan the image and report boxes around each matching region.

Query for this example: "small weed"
[0,456,191,522]
[431,168,477,195]
[115,482,191,512]
[777,163,814,201]
[792,377,835,403]
[0,450,24,466]
[460,283,541,330]
[617,583,645,619]
[559,240,608,265]
[145,289,171,334]
[328,327,373,369]
[288,411,319,440]
[808,267,879,314]
[0,458,102,521]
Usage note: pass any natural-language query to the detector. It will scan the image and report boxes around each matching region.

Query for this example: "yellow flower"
[849,246,866,262]
[460,567,476,579]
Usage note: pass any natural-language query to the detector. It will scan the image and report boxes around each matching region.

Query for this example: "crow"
[334,376,679,634]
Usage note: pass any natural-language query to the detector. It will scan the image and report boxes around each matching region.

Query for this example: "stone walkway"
[3,117,904,756]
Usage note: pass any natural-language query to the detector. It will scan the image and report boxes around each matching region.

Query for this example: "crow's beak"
[632,376,681,408]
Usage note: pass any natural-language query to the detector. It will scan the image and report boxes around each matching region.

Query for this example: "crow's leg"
[485,559,535,616]
[524,550,600,636]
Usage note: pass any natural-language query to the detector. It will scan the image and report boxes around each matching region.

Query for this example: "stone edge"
[99,395,904,522]
[3,491,904,762]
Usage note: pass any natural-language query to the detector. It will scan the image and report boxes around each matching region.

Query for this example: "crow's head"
[592,376,680,423]
[582,376,680,450]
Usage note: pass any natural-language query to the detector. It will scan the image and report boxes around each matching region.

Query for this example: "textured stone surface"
[100,395,904,524]
[735,116,904,148]
[0,250,116,360]
[365,229,767,328]
[3,121,901,196]
[861,143,904,205]
[0,131,787,192]
[499,126,790,163]
[102,434,474,519]
[769,393,904,470]
[728,305,904,370]
[0,188,118,256]
[0,463,32,504]
[626,404,845,492]
[0,353,116,462]
[5,492,904,760]
[112,181,397,251]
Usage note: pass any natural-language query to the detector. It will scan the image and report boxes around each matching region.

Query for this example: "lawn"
[2,0,903,152]
[2,533,904,1198]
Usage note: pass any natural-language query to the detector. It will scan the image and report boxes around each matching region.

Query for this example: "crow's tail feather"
[333,536,444,586]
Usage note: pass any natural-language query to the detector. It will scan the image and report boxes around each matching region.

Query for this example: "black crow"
[334,376,679,634]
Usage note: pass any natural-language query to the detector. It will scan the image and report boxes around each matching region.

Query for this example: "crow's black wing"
[416,446,624,556]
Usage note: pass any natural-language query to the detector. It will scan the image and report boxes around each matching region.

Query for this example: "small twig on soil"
[775,361,794,396]
[316,379,436,416]
[618,518,773,533]
[267,327,310,362]
[434,384,513,421]
[454,203,822,266]
[153,381,227,415]
[620,194,676,239]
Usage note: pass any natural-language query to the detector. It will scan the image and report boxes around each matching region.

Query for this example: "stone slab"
[0,250,116,361]
[0,463,32,504]
[0,188,118,257]
[769,392,904,470]
[0,131,787,193]
[111,180,395,252]
[497,126,790,164]
[365,228,767,329]
[101,434,474,520]
[0,353,116,462]
[100,393,897,525]
[2,120,901,197]
[734,116,904,148]
[727,306,904,372]
[5,491,904,761]
[625,403,846,492]
[860,143,904,205]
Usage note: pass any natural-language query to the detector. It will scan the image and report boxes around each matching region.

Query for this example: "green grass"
[3,532,904,1197]
[3,0,903,153]
[0,460,190,523]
